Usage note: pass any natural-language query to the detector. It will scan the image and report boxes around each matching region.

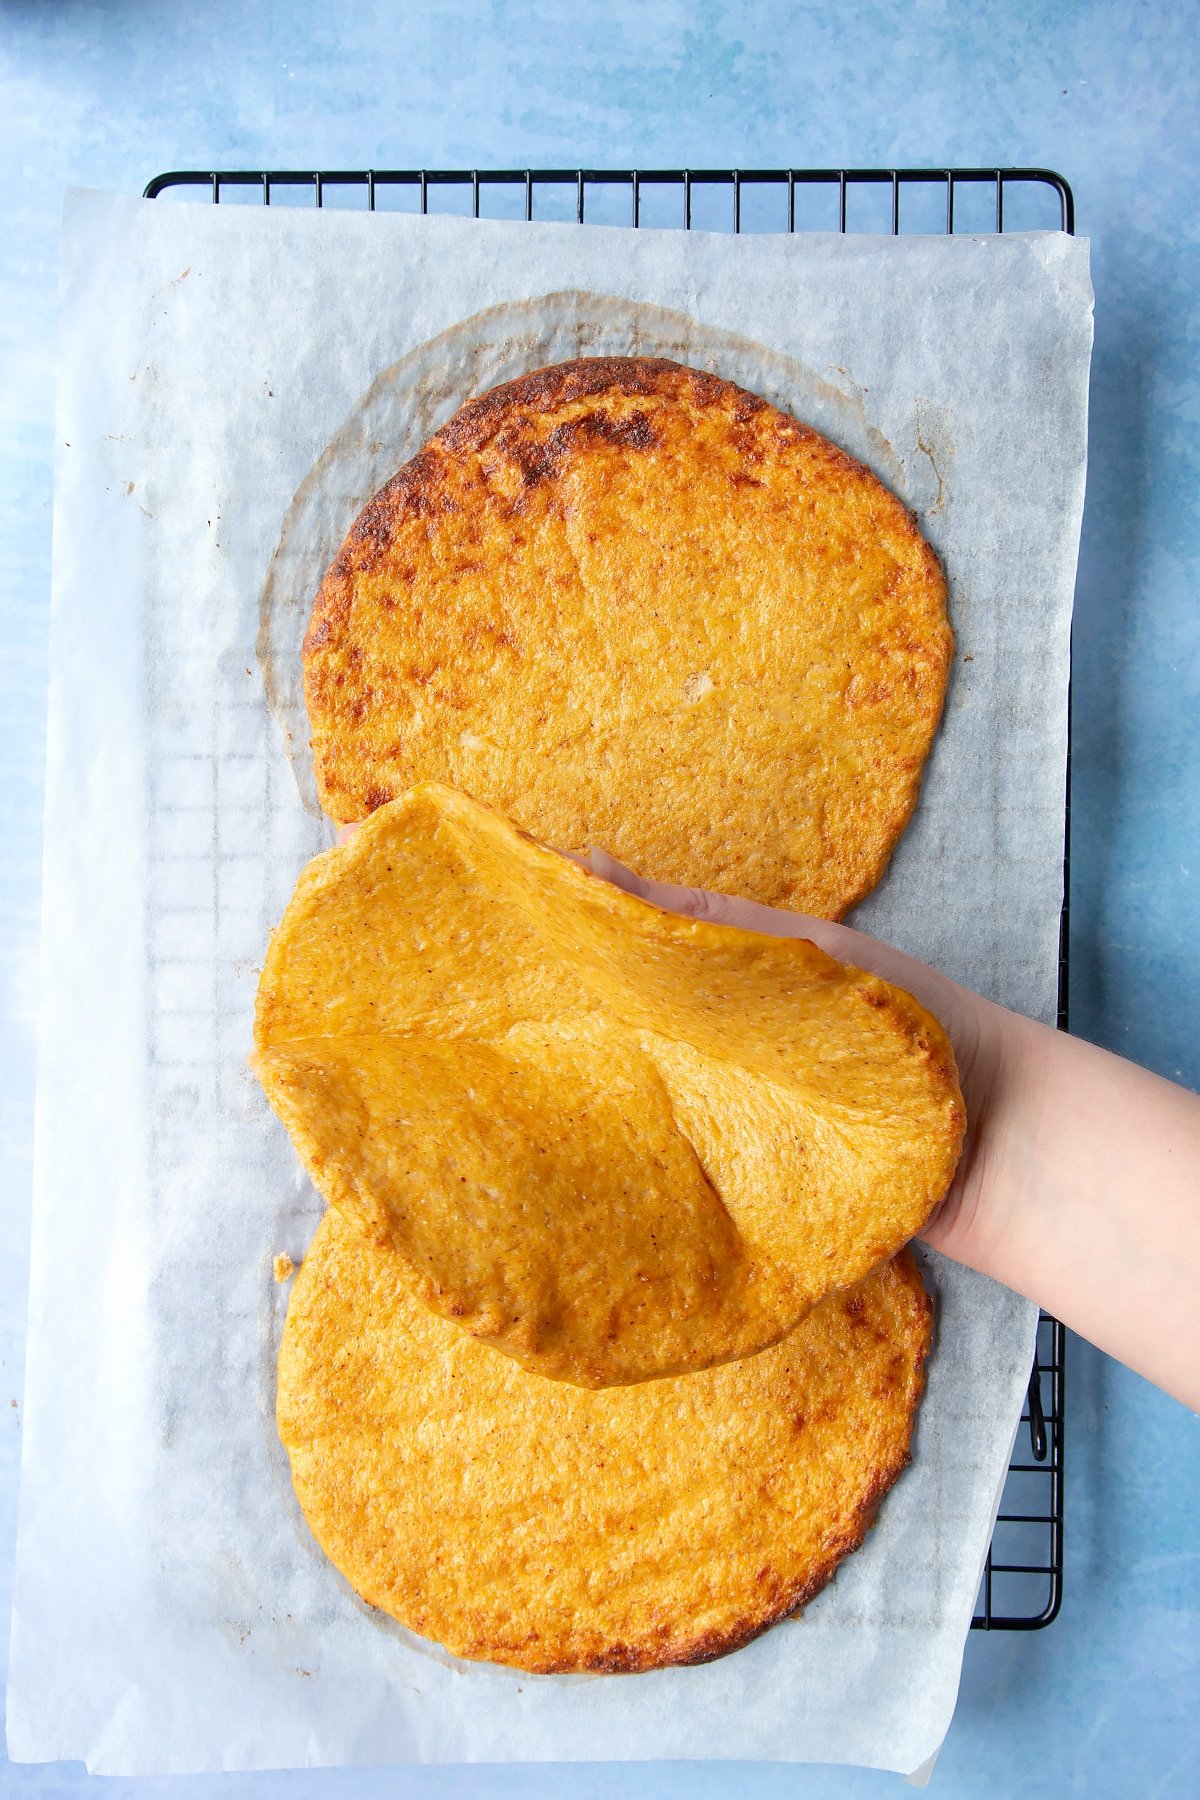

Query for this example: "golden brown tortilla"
[253,784,963,1387]
[277,1209,933,1673]
[303,356,951,919]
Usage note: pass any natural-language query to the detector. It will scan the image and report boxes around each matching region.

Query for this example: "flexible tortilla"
[253,783,963,1386]
[303,356,952,918]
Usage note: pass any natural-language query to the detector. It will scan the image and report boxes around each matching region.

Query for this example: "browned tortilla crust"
[304,356,952,919]
[253,784,964,1388]
[277,1214,933,1674]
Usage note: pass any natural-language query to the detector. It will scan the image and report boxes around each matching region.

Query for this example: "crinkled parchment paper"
[7,191,1091,1776]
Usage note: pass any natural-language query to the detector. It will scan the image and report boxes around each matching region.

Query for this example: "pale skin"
[580,848,1200,1414]
[336,820,1200,1410]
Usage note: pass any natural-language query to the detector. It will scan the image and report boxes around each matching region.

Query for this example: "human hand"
[333,814,1200,1402]
[573,847,1017,1268]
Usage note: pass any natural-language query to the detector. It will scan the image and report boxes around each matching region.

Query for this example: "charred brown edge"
[433,355,770,454]
[303,349,946,675]
[335,357,778,546]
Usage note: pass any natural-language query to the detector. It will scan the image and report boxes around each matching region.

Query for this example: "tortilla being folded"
[253,783,963,1386]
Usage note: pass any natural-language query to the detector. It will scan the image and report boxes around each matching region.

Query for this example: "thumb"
[577,847,978,1061]
[584,846,833,941]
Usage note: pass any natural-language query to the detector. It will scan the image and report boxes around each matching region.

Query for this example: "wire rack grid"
[146,164,1070,1630]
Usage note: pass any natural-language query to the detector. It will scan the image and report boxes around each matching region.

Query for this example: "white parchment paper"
[8,190,1092,1776]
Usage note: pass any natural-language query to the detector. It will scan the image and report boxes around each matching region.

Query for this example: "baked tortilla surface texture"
[253,783,963,1387]
[277,1210,933,1674]
[304,355,951,919]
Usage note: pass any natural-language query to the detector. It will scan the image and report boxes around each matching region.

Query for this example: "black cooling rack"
[146,165,1069,1631]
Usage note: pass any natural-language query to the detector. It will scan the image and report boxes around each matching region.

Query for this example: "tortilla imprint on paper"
[303,356,952,919]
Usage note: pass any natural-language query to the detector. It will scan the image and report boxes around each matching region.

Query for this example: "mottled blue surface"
[1,2,1197,1794]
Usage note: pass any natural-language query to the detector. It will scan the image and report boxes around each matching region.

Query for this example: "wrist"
[920,999,1041,1277]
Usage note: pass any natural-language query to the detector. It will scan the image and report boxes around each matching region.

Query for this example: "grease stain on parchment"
[911,401,956,520]
[825,364,905,491]
[258,291,926,818]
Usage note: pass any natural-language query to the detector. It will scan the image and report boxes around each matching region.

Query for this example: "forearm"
[928,1008,1200,1410]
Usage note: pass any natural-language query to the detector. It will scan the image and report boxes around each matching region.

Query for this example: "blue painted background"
[1,2,1197,1793]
